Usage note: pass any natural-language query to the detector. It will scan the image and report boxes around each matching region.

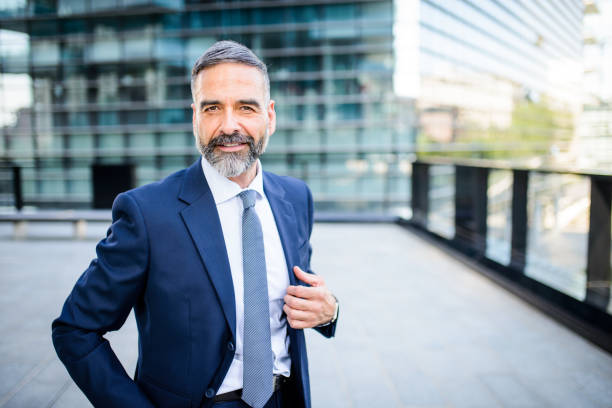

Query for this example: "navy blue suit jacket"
[52,159,336,408]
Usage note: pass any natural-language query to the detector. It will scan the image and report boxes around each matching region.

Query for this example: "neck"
[229,162,258,189]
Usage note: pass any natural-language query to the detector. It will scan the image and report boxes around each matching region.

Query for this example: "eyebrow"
[199,100,220,110]
[238,99,261,109]
[199,99,262,110]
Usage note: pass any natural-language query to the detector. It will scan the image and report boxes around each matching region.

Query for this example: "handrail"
[408,159,612,352]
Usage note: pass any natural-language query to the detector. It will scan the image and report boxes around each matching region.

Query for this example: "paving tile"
[480,373,545,408]
[441,377,503,408]
[536,377,602,408]
[3,359,70,408]
[49,382,91,408]
[2,223,612,408]
[570,369,612,408]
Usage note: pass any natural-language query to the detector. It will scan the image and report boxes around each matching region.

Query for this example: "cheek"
[245,118,268,137]
[195,121,216,143]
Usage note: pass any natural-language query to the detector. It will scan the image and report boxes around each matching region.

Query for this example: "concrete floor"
[0,223,611,408]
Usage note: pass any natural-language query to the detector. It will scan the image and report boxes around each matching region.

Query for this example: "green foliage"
[416,98,574,161]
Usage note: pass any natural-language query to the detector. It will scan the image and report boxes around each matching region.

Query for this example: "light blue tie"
[239,190,274,408]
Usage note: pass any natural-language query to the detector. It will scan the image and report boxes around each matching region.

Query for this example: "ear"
[191,102,198,140]
[267,100,276,136]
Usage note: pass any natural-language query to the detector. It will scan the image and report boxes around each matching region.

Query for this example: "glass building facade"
[408,0,584,154]
[0,0,412,211]
[0,0,586,212]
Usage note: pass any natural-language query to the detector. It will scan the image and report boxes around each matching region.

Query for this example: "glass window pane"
[428,164,455,239]
[32,40,60,65]
[155,37,183,60]
[58,0,87,16]
[124,35,153,59]
[98,133,122,152]
[98,111,117,126]
[526,173,590,301]
[160,132,187,148]
[486,169,513,265]
[129,133,155,148]
[160,108,188,124]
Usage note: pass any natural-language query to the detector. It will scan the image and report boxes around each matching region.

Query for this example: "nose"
[219,108,240,135]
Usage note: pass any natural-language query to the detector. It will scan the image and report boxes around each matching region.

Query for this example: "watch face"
[332,301,339,322]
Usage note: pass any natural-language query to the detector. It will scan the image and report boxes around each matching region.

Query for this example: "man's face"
[191,62,276,178]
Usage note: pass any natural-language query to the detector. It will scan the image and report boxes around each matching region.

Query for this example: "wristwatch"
[318,295,339,327]
[330,295,339,323]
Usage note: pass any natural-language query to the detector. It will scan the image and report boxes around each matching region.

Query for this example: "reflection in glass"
[32,40,60,65]
[160,109,188,124]
[124,35,153,59]
[0,1,27,16]
[97,72,119,104]
[428,165,455,239]
[0,73,32,128]
[155,38,183,60]
[88,38,121,63]
[69,133,93,155]
[486,170,513,265]
[526,173,590,300]
[98,133,123,163]
[58,0,87,15]
[88,20,120,63]
[0,29,29,72]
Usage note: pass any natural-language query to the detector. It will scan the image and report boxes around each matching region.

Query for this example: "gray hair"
[190,40,270,101]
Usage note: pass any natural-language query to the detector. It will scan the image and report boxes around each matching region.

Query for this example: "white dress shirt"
[201,158,291,395]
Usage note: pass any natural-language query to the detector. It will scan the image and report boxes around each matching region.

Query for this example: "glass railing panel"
[486,169,512,265]
[428,164,455,239]
[609,209,612,315]
[526,172,590,301]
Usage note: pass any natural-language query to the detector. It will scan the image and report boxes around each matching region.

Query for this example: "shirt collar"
[201,157,265,205]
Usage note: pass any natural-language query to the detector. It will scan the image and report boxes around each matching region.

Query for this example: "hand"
[283,266,336,329]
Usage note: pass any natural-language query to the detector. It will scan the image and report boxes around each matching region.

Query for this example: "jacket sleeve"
[303,185,338,339]
[51,192,155,407]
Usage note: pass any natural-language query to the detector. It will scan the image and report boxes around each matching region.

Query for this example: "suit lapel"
[179,159,236,339]
[263,173,299,286]
[263,173,306,381]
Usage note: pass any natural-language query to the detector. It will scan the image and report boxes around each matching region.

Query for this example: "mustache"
[207,132,255,148]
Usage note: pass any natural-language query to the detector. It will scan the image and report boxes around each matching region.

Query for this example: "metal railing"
[406,157,612,352]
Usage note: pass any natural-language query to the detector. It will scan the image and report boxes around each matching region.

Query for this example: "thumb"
[293,266,320,286]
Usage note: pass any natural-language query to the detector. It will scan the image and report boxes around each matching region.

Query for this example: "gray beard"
[197,131,266,178]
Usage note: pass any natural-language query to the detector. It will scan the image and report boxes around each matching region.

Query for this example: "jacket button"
[227,341,235,351]
[205,388,215,399]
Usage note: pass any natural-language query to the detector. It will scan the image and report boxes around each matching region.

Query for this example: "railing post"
[411,162,429,227]
[91,164,135,209]
[510,170,528,272]
[585,176,611,310]
[12,166,23,211]
[454,165,489,256]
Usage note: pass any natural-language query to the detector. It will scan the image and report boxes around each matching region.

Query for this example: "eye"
[203,105,219,112]
[240,105,255,112]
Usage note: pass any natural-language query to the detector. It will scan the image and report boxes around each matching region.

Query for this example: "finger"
[286,284,321,299]
[287,318,312,330]
[283,304,315,321]
[293,266,323,287]
[284,294,312,311]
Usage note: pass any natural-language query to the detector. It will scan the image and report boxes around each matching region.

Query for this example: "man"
[52,40,338,408]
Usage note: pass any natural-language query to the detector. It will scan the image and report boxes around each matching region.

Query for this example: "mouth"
[217,142,247,152]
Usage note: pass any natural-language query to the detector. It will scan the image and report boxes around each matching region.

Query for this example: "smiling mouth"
[217,142,247,152]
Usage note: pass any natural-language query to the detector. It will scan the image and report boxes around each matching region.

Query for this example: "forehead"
[193,62,266,100]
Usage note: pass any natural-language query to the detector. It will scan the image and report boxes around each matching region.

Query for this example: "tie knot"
[238,189,257,209]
